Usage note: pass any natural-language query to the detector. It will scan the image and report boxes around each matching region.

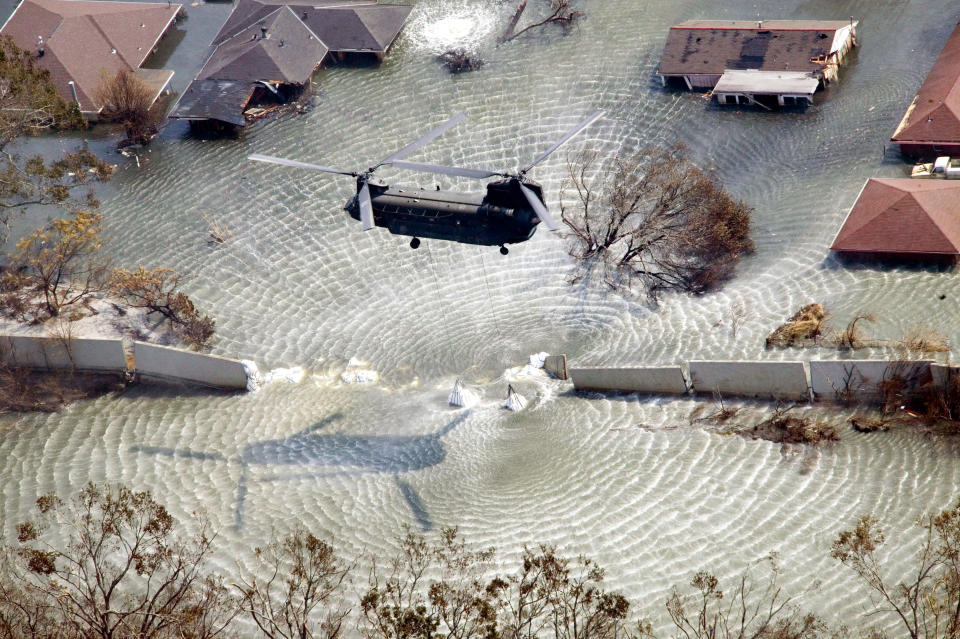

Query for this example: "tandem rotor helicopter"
[249,110,603,254]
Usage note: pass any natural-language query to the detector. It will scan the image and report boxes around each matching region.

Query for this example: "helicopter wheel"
[410,237,421,249]
[499,245,509,255]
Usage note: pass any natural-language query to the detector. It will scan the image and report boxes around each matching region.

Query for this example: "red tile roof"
[892,21,960,146]
[831,178,960,255]
[0,0,182,113]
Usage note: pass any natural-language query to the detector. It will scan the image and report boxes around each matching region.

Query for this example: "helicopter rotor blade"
[378,113,468,166]
[388,160,502,180]
[358,181,374,231]
[519,182,560,232]
[249,154,357,176]
[521,110,604,174]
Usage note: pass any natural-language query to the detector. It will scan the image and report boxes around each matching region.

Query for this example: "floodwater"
[2,0,960,633]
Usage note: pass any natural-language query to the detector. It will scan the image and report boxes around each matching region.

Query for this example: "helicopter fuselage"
[345,178,545,247]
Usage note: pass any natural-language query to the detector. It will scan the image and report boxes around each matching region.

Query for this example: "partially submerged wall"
[569,366,687,394]
[133,341,249,390]
[809,360,932,401]
[0,335,126,372]
[688,360,809,400]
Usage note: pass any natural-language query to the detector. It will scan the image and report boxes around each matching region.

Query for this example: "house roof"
[168,78,254,126]
[198,6,329,83]
[657,19,855,77]
[713,69,819,95]
[171,0,409,124]
[0,0,181,113]
[891,21,960,145]
[831,178,960,255]
[211,0,411,52]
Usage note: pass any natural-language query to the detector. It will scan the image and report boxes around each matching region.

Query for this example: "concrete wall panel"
[134,342,248,389]
[544,355,568,380]
[0,336,126,372]
[689,360,809,400]
[570,367,687,394]
[810,360,932,401]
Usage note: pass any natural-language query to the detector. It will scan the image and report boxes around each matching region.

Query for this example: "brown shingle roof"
[211,0,411,52]
[657,20,851,77]
[891,21,960,145]
[0,0,181,113]
[198,6,329,83]
[831,179,960,255]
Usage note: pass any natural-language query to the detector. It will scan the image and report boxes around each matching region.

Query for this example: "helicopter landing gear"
[499,245,509,255]
[410,237,421,249]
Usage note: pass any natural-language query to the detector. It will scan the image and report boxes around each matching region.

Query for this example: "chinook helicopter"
[248,110,603,254]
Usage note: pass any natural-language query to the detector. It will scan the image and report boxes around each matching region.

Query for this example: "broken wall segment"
[133,341,249,390]
[688,360,809,400]
[809,359,933,402]
[544,354,568,380]
[0,335,127,372]
[569,366,688,394]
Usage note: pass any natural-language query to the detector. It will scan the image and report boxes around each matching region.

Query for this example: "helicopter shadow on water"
[129,410,472,531]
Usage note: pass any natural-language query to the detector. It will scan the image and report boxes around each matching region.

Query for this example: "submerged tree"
[94,69,166,147]
[833,500,960,639]
[0,37,110,248]
[501,0,584,42]
[1,483,238,639]
[12,211,110,318]
[236,527,352,639]
[561,145,754,301]
[665,558,825,639]
[109,266,216,350]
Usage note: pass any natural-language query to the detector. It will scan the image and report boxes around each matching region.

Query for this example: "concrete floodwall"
[688,360,809,400]
[133,341,248,390]
[0,335,127,372]
[570,366,688,394]
[544,355,568,380]
[810,360,932,402]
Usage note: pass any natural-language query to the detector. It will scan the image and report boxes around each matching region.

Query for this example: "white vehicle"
[911,156,960,178]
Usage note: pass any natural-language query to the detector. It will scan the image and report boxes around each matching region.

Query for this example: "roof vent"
[757,20,762,28]
[111,48,116,54]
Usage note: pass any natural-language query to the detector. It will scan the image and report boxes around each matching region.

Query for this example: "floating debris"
[341,357,378,384]
[503,384,527,411]
[448,378,478,408]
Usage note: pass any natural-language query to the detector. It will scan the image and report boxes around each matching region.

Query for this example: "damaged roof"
[831,179,960,256]
[891,21,960,146]
[0,0,181,113]
[171,0,409,124]
[657,19,855,77]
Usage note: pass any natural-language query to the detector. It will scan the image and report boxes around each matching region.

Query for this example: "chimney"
[260,25,268,38]
[757,20,762,28]
[66,80,79,106]
[36,35,44,57]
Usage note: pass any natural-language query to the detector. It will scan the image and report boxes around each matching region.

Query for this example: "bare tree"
[665,558,824,639]
[2,483,237,639]
[94,69,166,146]
[109,266,216,350]
[833,501,960,639]
[236,527,352,639]
[561,146,754,301]
[501,0,584,42]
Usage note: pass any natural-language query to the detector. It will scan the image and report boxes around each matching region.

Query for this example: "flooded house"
[656,19,858,107]
[891,21,960,157]
[831,178,960,263]
[169,0,411,129]
[0,0,182,118]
